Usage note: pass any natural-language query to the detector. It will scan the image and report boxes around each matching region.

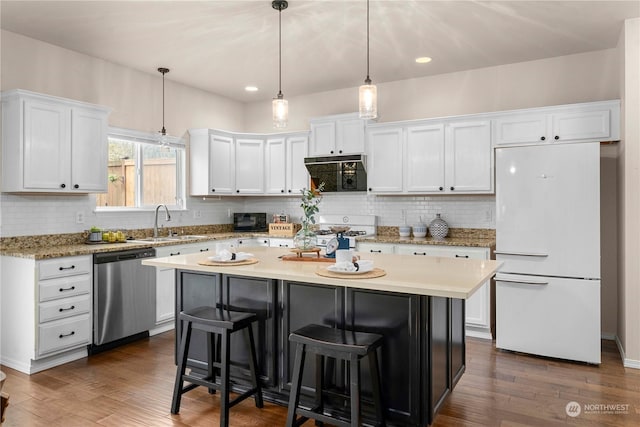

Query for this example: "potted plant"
[294,182,325,249]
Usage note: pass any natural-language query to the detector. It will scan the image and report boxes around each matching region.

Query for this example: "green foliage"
[299,182,325,225]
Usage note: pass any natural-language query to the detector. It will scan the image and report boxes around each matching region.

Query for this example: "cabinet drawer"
[39,294,91,323]
[39,256,92,280]
[38,314,91,356]
[39,274,91,302]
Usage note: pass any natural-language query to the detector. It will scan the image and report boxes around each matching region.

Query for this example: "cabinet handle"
[59,305,76,312]
[60,183,66,188]
[199,248,209,252]
[450,186,455,191]
[455,254,469,258]
[370,250,382,253]
[338,150,342,154]
[413,252,427,256]
[59,265,76,271]
[540,136,546,141]
[554,135,560,140]
[236,190,240,193]
[170,252,181,256]
[368,188,373,191]
[59,286,76,292]
[288,189,292,193]
[281,189,284,193]
[439,187,443,191]
[279,244,288,247]
[59,331,75,338]
[74,184,79,189]
[330,150,334,154]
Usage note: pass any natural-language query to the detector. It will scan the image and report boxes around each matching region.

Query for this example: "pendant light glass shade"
[273,95,288,128]
[272,1,288,128]
[359,0,377,119]
[359,81,377,119]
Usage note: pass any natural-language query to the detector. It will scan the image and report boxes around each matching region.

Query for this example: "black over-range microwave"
[233,213,268,232]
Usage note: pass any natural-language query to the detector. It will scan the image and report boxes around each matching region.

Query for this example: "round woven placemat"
[315,267,386,279]
[198,258,259,267]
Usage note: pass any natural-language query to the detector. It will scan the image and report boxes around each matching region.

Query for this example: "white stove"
[315,214,377,249]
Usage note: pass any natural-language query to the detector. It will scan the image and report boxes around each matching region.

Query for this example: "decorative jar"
[293,223,318,250]
[429,214,449,239]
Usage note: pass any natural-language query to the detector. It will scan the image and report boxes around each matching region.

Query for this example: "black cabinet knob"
[450,186,455,191]
[73,184,79,189]
[60,183,66,188]
[281,189,284,193]
[554,135,560,140]
[330,150,334,154]
[338,150,342,154]
[211,189,215,192]
[540,136,546,141]
[236,190,240,193]
[288,189,292,193]
[368,188,372,191]
[439,187,443,191]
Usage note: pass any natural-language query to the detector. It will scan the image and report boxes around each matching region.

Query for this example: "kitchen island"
[143,247,501,426]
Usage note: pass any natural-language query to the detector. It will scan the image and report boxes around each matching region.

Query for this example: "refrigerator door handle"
[496,276,548,286]
[494,251,549,257]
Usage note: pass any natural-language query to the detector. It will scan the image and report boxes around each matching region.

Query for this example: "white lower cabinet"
[269,238,294,248]
[358,242,493,339]
[237,237,270,247]
[1,255,93,374]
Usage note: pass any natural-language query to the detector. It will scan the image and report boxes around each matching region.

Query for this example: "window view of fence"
[96,136,182,209]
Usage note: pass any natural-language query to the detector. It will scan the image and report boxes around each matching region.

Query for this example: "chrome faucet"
[154,204,172,238]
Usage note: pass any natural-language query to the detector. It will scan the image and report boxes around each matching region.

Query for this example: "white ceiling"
[1,1,638,103]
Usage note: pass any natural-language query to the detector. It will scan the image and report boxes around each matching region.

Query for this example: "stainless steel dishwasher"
[92,247,156,352]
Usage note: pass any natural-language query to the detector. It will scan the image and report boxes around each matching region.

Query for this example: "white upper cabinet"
[235,138,264,194]
[445,120,492,193]
[265,137,287,195]
[492,100,620,146]
[366,127,404,193]
[368,119,492,195]
[405,124,445,193]
[2,89,110,193]
[189,129,235,196]
[286,134,310,194]
[309,113,366,156]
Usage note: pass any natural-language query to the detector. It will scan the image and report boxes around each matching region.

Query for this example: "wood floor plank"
[2,332,639,426]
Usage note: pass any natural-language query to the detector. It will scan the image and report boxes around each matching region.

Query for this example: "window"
[96,127,185,210]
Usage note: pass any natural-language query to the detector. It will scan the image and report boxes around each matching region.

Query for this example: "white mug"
[336,249,359,264]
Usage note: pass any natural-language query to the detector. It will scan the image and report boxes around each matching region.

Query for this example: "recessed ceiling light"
[245,86,259,92]
[415,57,432,64]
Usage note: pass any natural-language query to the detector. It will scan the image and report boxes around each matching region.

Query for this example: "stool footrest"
[228,387,262,409]
[296,408,351,427]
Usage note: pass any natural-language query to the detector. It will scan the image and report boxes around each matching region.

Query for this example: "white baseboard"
[601,332,617,340]
[465,328,493,340]
[149,322,174,336]
[615,335,640,369]
[2,348,89,375]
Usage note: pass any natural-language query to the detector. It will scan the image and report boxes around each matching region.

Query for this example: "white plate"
[326,264,374,274]
[208,258,246,263]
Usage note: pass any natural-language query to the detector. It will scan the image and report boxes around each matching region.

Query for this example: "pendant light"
[272,0,288,128]
[358,0,377,119]
[157,67,170,144]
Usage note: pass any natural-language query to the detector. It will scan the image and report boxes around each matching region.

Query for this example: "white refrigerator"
[495,141,601,364]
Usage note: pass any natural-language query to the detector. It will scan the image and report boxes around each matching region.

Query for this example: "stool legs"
[246,325,264,408]
[219,329,230,427]
[171,320,192,414]
[349,354,361,426]
[369,350,385,427]
[286,343,307,427]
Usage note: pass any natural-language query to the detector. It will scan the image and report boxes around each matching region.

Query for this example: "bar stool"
[286,324,385,427]
[171,306,263,427]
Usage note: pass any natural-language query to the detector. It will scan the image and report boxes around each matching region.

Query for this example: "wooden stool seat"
[171,306,263,427]
[286,324,386,427]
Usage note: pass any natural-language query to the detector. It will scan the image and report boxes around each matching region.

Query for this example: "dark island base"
[175,271,465,426]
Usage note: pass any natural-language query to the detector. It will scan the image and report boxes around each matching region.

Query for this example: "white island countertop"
[143,247,502,299]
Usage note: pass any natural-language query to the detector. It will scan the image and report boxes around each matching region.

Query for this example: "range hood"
[304,154,367,192]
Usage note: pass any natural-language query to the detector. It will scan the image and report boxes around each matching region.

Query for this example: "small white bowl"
[412,225,427,238]
[399,226,411,237]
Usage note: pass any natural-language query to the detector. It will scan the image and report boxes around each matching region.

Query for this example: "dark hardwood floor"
[2,332,639,426]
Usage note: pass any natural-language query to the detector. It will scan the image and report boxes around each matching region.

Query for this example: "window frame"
[96,126,186,211]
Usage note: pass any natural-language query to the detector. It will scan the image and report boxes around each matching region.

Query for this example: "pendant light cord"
[365,0,371,84]
[278,6,282,97]
[158,67,169,135]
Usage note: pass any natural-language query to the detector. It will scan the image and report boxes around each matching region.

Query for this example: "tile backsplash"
[0,192,495,237]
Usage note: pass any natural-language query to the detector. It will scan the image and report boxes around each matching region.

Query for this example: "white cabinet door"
[493,113,548,146]
[286,134,309,194]
[336,118,365,154]
[445,120,492,193]
[309,121,336,156]
[209,133,235,194]
[235,138,264,194]
[23,98,71,190]
[405,124,445,193]
[366,127,403,193]
[265,137,287,195]
[551,109,611,142]
[269,238,294,248]
[357,242,395,254]
[71,107,108,192]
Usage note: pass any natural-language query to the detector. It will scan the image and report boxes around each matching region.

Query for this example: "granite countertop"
[357,235,496,248]
[143,247,502,299]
